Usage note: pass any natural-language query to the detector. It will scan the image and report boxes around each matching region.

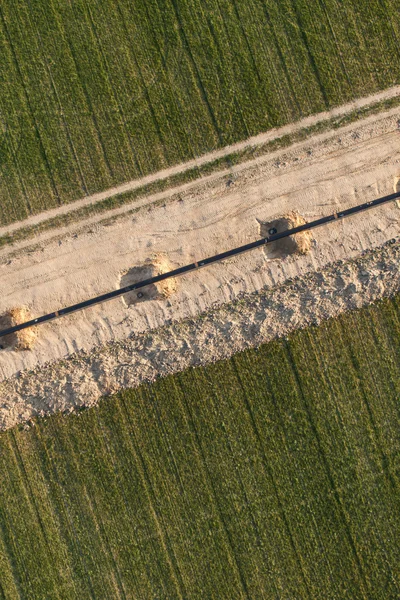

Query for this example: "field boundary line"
[1,84,400,240]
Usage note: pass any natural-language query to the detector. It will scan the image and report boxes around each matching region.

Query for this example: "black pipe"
[0,191,399,340]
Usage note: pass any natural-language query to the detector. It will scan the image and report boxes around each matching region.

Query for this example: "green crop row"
[0,295,399,598]
[0,0,399,226]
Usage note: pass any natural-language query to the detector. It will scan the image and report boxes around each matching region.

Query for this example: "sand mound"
[288,212,313,255]
[152,253,177,298]
[120,254,177,306]
[0,307,37,351]
[260,211,312,259]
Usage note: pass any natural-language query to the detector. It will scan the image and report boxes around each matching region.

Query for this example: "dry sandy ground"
[0,104,399,424]
[1,239,399,430]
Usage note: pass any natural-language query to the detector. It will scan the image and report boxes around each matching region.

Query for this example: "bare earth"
[1,240,399,431]
[0,101,399,428]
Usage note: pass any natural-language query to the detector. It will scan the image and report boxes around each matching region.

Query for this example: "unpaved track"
[0,105,399,385]
[1,84,400,239]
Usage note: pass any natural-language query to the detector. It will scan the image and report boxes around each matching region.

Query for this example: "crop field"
[0,0,400,225]
[0,295,399,598]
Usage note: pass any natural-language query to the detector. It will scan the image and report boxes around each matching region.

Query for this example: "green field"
[0,295,399,598]
[0,0,400,225]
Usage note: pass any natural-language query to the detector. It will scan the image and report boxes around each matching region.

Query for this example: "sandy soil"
[1,239,399,431]
[0,104,399,423]
[1,84,400,240]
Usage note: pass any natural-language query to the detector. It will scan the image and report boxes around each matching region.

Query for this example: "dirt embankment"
[1,238,399,431]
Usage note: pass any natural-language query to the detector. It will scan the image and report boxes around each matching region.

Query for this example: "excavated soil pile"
[0,307,37,351]
[120,254,177,307]
[260,211,313,259]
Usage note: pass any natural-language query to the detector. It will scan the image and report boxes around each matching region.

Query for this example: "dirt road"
[0,105,399,384]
